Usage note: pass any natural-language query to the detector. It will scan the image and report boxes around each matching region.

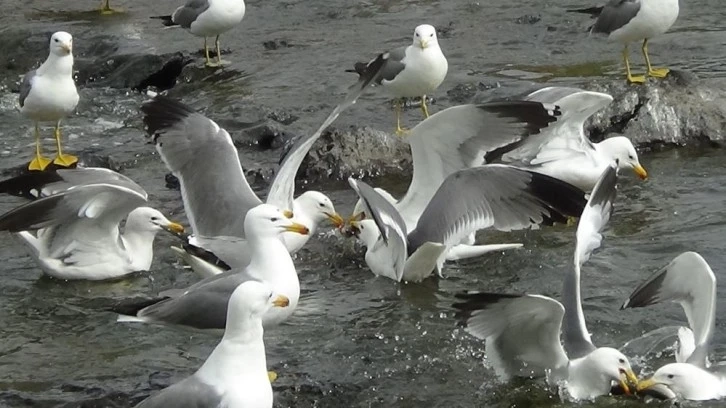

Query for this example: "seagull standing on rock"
[19,31,80,171]
[350,24,448,135]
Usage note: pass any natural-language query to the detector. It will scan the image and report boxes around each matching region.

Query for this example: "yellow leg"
[394,100,409,136]
[642,39,669,78]
[28,123,52,171]
[215,36,227,66]
[204,37,215,67]
[100,0,120,14]
[268,371,278,383]
[52,121,78,167]
[623,45,645,84]
[420,95,430,119]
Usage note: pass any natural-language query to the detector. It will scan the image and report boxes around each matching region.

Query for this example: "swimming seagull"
[134,280,289,408]
[453,164,642,400]
[19,31,80,171]
[114,203,308,330]
[622,252,726,401]
[349,24,448,135]
[570,0,679,83]
[346,164,587,282]
[0,169,184,280]
[152,0,246,67]
[140,55,385,275]
[488,86,647,191]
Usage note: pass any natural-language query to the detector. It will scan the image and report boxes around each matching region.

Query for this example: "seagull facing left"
[19,31,80,171]
[0,168,183,280]
[454,164,641,400]
[134,280,288,408]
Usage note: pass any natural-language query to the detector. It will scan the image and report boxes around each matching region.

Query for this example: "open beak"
[283,210,294,219]
[633,164,648,180]
[271,294,290,308]
[618,369,639,395]
[636,378,677,400]
[325,212,345,228]
[341,219,361,238]
[163,221,185,235]
[284,222,309,235]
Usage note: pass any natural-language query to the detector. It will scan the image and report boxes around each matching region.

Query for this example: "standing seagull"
[19,32,80,171]
[350,24,448,135]
[134,281,289,408]
[153,0,246,67]
[571,0,679,83]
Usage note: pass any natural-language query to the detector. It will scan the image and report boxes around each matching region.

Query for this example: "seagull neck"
[248,236,293,270]
[120,231,156,271]
[39,54,74,77]
[561,263,592,356]
[196,321,267,383]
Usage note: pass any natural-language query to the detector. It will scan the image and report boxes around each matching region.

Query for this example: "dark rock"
[164,173,180,190]
[77,53,187,89]
[263,40,291,50]
[515,14,541,25]
[447,81,502,104]
[132,53,193,92]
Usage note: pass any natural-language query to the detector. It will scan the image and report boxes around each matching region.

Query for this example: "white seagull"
[19,31,80,171]
[134,280,289,408]
[0,168,184,280]
[454,164,642,400]
[350,24,448,134]
[623,252,726,401]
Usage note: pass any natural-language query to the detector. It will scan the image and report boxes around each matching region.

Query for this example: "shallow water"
[1,0,726,407]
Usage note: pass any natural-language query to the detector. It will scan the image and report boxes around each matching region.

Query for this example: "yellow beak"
[61,43,72,54]
[635,377,657,393]
[618,369,639,395]
[419,39,428,49]
[284,222,309,235]
[325,212,345,228]
[163,221,185,234]
[633,164,648,180]
[271,294,290,308]
[283,209,294,219]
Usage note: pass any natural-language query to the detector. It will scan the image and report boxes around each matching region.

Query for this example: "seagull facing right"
[622,252,726,401]
[134,280,289,408]
[19,31,80,171]
[349,24,448,135]
[571,0,679,83]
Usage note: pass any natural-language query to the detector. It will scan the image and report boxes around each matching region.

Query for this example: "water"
[0,0,725,407]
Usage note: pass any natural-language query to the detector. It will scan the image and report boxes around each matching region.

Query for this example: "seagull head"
[49,31,74,56]
[584,348,639,395]
[295,191,344,229]
[597,136,648,181]
[244,203,310,239]
[637,363,707,401]
[127,207,184,235]
[227,281,290,324]
[347,219,379,248]
[413,24,439,50]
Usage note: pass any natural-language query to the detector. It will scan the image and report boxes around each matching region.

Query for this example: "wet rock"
[77,53,189,90]
[132,54,194,92]
[515,14,542,24]
[263,39,291,50]
[447,81,502,104]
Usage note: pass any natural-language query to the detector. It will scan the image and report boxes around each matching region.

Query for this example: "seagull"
[114,203,308,330]
[346,164,587,282]
[152,0,247,67]
[489,86,647,191]
[19,31,80,171]
[623,252,726,401]
[140,56,384,276]
[570,0,679,83]
[134,280,289,408]
[0,168,184,280]
[349,24,448,135]
[453,164,642,400]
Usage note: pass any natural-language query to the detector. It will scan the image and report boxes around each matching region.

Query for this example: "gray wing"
[398,101,562,228]
[453,292,569,379]
[350,46,406,85]
[621,252,716,369]
[0,167,145,200]
[562,164,617,359]
[135,376,220,408]
[18,70,36,108]
[141,96,262,239]
[407,165,587,251]
[137,271,249,329]
[266,53,387,210]
[171,0,210,28]
[592,0,641,35]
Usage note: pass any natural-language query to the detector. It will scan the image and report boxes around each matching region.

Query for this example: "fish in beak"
[284,222,309,235]
[163,221,185,235]
[633,164,648,180]
[341,219,361,238]
[325,212,345,228]
[636,378,677,400]
[271,294,290,308]
[618,368,639,395]
[283,209,294,219]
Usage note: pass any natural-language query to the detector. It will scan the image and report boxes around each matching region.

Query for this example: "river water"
[0,0,725,407]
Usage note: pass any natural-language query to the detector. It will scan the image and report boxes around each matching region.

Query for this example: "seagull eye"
[667,374,675,379]
[150,217,159,221]
[319,202,325,207]
[270,217,279,222]
[54,38,59,42]
[415,33,419,37]
[628,155,634,159]
[618,358,625,364]
[430,33,434,37]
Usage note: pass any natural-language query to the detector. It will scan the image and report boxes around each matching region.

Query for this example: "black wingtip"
[525,171,588,225]
[0,171,64,200]
[181,242,232,271]
[452,291,522,321]
[0,194,65,232]
[622,266,669,310]
[107,297,167,316]
[566,6,603,18]
[150,15,177,26]
[587,165,618,211]
[140,95,197,137]
[349,53,387,89]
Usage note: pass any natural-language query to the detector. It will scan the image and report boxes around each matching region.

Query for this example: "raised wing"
[562,164,617,359]
[141,96,262,238]
[622,252,716,369]
[0,167,143,200]
[399,101,562,229]
[453,292,569,379]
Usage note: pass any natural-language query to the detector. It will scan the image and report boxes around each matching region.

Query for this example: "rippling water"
[1,1,725,407]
